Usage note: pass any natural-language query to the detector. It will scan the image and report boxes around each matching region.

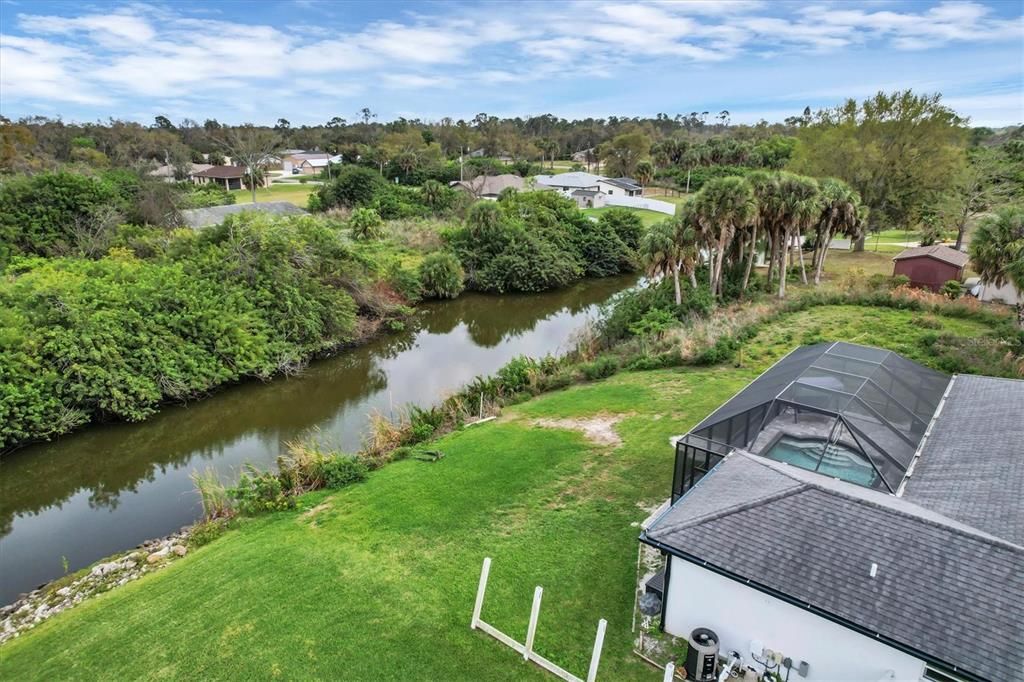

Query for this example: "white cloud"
[0,0,1020,123]
[0,35,110,105]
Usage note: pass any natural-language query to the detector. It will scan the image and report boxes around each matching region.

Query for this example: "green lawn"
[583,206,672,227]
[0,306,995,681]
[230,183,316,207]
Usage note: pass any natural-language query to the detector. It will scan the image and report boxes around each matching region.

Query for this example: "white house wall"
[974,280,1023,305]
[604,195,675,215]
[664,557,926,682]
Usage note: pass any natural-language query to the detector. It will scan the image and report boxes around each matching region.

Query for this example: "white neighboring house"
[535,171,643,197]
[964,276,1022,306]
[296,155,342,175]
[536,172,675,215]
[640,342,1023,682]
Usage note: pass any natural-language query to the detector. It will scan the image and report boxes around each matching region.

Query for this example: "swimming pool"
[761,435,878,487]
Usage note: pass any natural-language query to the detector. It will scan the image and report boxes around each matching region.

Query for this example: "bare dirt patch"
[300,503,331,521]
[532,414,626,447]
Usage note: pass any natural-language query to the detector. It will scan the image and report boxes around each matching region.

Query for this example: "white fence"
[604,195,676,215]
[471,557,608,682]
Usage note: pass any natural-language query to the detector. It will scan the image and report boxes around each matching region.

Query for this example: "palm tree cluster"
[969,206,1024,328]
[640,172,866,304]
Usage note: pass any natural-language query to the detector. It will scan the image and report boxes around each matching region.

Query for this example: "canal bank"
[0,275,636,604]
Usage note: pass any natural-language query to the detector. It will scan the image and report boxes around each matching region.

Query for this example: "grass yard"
[0,305,996,681]
[583,206,672,227]
[641,192,690,208]
[230,183,316,207]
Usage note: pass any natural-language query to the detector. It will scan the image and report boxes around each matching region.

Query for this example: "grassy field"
[230,183,316,207]
[583,206,672,227]
[0,305,996,681]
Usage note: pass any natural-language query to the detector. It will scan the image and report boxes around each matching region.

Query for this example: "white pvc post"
[524,586,543,660]
[471,557,491,630]
[585,618,607,682]
[663,661,675,682]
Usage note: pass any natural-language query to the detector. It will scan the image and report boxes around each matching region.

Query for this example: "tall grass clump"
[190,468,233,520]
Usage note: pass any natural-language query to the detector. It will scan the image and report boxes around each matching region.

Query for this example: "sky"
[1,0,1022,127]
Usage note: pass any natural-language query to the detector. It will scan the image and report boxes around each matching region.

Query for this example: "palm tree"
[812,179,863,285]
[773,173,820,298]
[692,177,757,299]
[635,161,654,190]
[395,149,418,180]
[421,179,445,209]
[640,220,684,305]
[969,206,1024,328]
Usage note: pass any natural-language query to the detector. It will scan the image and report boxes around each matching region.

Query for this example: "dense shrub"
[229,465,293,515]
[596,208,644,250]
[446,192,635,294]
[314,166,384,209]
[0,213,369,449]
[598,276,714,343]
[349,207,384,240]
[0,171,123,262]
[580,356,618,380]
[177,183,235,209]
[941,280,962,299]
[188,518,232,548]
[418,251,465,299]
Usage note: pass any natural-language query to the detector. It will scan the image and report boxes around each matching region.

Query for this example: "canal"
[0,275,636,603]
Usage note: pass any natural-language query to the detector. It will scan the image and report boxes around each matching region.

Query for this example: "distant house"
[191,165,270,191]
[965,276,1023,306]
[571,147,595,163]
[449,174,525,200]
[296,155,342,175]
[149,163,212,182]
[892,245,968,291]
[179,201,307,229]
[534,172,642,197]
[282,152,333,175]
[641,341,1024,682]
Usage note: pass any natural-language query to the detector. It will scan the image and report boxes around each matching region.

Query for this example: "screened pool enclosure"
[672,342,951,499]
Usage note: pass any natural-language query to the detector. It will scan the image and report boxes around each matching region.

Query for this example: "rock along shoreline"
[0,527,195,644]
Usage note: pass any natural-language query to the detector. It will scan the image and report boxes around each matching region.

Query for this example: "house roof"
[449,173,525,196]
[178,201,307,228]
[645,451,1024,681]
[192,165,248,179]
[300,155,342,168]
[288,152,330,161]
[571,189,603,197]
[535,171,603,188]
[149,163,213,178]
[893,244,969,268]
[603,177,641,191]
[902,374,1024,545]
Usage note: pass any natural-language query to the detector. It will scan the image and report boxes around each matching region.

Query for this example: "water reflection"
[0,275,635,602]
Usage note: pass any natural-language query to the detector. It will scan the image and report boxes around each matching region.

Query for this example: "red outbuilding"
[892,245,968,292]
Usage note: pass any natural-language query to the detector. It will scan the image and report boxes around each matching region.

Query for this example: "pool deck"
[749,412,835,455]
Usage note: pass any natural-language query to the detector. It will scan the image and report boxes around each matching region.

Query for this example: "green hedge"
[0,213,368,449]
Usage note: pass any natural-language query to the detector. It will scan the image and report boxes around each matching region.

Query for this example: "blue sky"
[1,0,1021,127]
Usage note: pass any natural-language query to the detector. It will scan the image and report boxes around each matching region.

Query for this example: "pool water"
[762,436,878,487]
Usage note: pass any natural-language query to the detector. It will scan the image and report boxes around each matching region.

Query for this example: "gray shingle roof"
[893,244,969,268]
[179,201,307,228]
[603,177,641,191]
[902,374,1024,545]
[645,453,1024,681]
